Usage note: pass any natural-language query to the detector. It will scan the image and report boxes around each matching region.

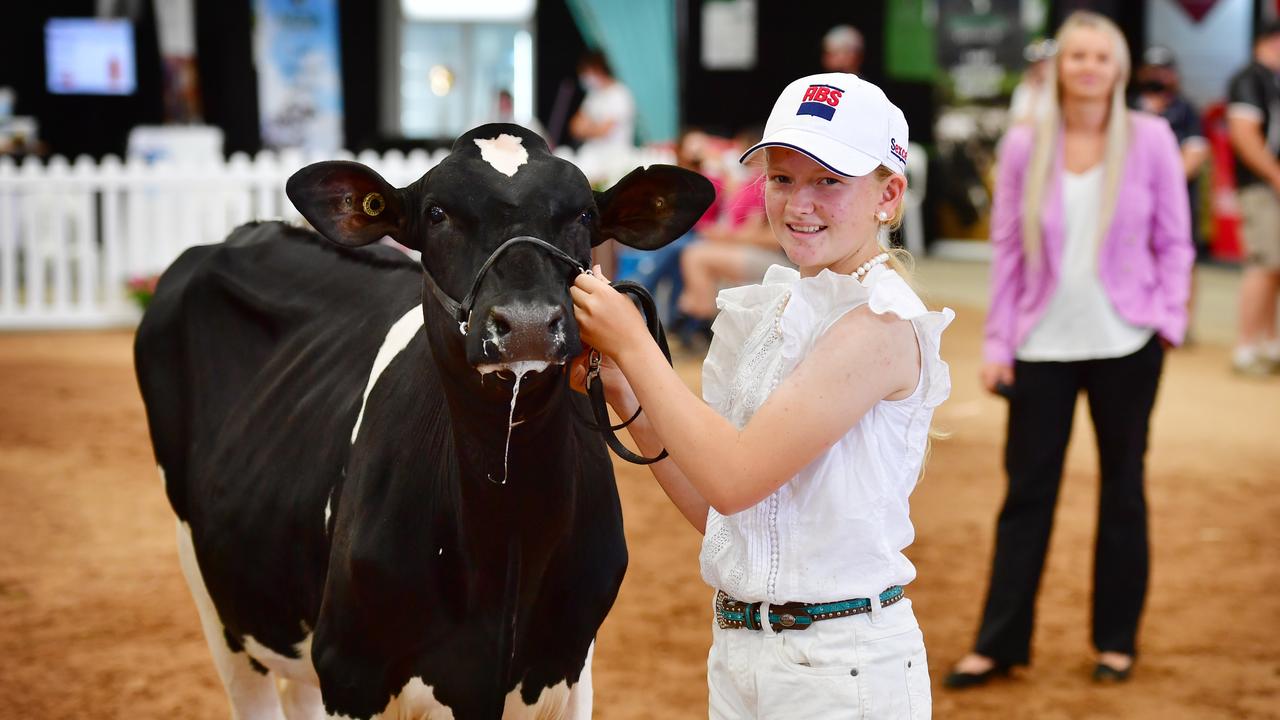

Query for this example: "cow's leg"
[563,641,594,720]
[278,679,324,720]
[177,521,288,720]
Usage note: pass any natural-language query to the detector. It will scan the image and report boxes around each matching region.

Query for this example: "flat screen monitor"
[45,18,137,96]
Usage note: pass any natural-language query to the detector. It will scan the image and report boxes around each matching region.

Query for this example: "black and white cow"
[134,124,713,719]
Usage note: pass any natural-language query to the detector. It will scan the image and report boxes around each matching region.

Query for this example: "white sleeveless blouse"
[699,264,954,604]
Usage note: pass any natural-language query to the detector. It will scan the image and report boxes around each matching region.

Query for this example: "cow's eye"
[578,209,596,226]
[428,205,446,224]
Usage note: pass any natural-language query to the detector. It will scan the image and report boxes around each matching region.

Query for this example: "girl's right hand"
[980,362,1014,395]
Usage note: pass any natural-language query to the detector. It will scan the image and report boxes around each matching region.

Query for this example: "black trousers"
[973,336,1165,665]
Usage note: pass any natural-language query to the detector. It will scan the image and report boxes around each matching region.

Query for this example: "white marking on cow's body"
[244,634,320,685]
[324,489,334,532]
[353,650,592,720]
[177,520,290,719]
[351,305,425,444]
[474,134,529,177]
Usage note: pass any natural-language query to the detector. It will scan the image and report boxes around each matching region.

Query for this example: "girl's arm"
[571,271,919,516]
[570,355,711,533]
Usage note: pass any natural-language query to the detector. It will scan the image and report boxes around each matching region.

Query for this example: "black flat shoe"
[943,663,1010,689]
[1092,661,1133,683]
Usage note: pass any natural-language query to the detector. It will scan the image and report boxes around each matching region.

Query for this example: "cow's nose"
[485,303,568,362]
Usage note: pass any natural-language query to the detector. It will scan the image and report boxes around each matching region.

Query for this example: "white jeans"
[707,596,931,719]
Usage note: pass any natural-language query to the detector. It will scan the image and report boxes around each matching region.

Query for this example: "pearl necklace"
[854,252,891,280]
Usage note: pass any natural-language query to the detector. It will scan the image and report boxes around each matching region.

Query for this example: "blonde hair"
[872,165,916,284]
[1021,11,1131,265]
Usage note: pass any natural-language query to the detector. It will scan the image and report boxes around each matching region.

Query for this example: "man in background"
[822,25,864,75]
[1226,22,1280,375]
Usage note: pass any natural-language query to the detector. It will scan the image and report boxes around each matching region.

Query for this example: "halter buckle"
[585,349,602,389]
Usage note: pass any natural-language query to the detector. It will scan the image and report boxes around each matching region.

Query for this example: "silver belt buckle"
[715,590,735,630]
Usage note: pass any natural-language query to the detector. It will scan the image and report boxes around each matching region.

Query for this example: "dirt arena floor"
[1,306,1277,719]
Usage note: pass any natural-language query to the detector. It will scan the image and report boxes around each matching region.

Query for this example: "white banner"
[253,0,345,152]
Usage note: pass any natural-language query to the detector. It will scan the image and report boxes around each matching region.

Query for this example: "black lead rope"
[419,235,673,465]
[570,279,673,465]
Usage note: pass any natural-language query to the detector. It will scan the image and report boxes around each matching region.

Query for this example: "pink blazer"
[984,112,1195,365]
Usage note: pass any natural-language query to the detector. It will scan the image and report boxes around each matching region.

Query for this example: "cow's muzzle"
[421,236,587,337]
[475,300,570,366]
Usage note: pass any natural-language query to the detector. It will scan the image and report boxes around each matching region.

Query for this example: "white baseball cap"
[740,73,910,177]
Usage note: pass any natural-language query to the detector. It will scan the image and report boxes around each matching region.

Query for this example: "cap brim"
[738,127,882,177]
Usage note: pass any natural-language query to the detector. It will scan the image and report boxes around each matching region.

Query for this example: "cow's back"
[136,222,418,515]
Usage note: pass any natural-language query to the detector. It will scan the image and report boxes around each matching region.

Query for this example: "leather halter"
[420,235,587,335]
[423,235,670,465]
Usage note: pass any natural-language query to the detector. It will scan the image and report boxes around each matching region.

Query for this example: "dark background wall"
[0,0,1231,160]
[194,0,258,156]
[0,1,164,159]
[682,1,902,137]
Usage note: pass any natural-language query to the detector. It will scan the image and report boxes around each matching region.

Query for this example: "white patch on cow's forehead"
[351,305,425,445]
[474,134,529,177]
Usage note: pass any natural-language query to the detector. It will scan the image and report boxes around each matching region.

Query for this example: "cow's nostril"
[547,307,565,333]
[490,312,512,338]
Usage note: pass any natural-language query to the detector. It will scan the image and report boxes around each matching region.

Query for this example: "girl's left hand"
[570,265,649,359]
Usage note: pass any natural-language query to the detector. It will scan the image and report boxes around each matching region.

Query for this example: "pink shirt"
[983,113,1195,365]
[720,176,766,229]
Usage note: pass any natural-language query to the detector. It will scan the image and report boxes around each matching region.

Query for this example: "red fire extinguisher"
[1202,101,1244,261]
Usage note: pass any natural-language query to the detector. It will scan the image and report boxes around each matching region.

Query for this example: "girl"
[946,11,1192,688]
[571,73,952,719]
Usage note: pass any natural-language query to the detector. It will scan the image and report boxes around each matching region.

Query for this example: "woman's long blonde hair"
[1021,11,1131,264]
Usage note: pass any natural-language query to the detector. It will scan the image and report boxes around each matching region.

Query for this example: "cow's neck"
[422,312,578,588]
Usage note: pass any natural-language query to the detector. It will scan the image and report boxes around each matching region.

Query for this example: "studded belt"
[715,586,905,632]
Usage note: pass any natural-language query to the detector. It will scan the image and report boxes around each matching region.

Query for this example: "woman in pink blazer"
[946,11,1194,688]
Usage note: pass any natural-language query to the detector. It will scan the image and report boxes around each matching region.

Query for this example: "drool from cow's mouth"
[477,360,553,484]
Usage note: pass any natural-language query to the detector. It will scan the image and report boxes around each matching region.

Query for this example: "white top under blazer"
[1016,165,1154,362]
[699,264,954,604]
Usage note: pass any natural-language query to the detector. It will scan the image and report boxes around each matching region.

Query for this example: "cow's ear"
[286,161,407,248]
[594,165,716,250]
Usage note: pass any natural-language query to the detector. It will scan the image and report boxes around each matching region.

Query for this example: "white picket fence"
[0,145,675,330]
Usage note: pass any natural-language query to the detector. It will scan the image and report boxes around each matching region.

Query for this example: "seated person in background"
[677,129,789,326]
[616,128,724,325]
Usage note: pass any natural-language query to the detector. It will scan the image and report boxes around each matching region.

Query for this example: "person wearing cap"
[1225,21,1280,375]
[946,11,1192,689]
[1132,46,1209,249]
[570,73,952,717]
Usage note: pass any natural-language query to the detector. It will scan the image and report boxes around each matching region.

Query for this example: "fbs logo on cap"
[890,138,908,164]
[797,84,843,121]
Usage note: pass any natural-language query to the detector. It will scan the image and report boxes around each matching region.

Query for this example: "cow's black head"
[286,124,713,388]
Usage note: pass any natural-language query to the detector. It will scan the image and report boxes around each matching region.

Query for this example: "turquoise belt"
[715,586,905,632]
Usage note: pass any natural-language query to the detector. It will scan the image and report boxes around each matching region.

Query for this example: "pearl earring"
[877,211,888,222]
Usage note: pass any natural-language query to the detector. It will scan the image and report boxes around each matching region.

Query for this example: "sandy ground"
[1,305,1278,719]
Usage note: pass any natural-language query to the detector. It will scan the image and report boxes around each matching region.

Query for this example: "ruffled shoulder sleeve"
[781,266,955,409]
[701,265,795,409]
